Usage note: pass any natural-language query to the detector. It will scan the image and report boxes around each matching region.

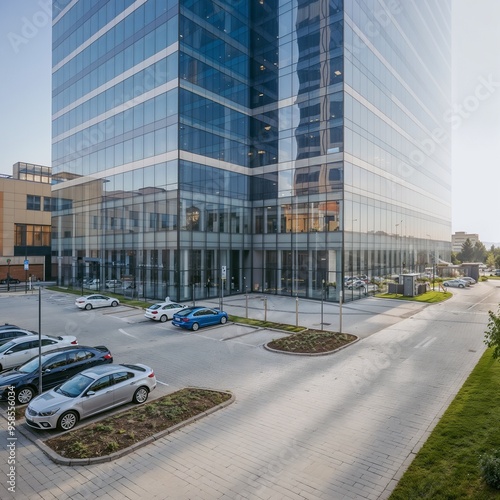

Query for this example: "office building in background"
[51,0,452,302]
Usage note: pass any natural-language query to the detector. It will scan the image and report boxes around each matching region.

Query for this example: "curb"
[19,389,235,466]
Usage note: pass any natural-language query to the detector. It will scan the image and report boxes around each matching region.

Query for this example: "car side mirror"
[43,368,51,373]
[86,390,95,397]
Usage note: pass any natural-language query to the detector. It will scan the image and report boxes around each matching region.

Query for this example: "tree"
[487,254,496,270]
[473,241,487,262]
[458,238,474,262]
[484,308,500,360]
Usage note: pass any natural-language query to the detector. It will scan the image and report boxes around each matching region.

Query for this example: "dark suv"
[0,345,113,404]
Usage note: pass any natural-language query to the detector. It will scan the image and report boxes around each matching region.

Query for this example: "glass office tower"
[51,0,451,302]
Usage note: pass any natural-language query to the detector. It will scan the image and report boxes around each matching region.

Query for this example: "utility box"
[402,273,420,297]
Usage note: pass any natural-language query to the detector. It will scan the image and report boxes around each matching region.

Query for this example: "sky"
[0,1,499,243]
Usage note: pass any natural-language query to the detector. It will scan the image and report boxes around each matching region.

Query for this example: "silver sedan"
[25,363,156,431]
[442,279,469,288]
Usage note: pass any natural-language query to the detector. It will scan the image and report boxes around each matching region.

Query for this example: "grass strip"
[376,291,452,303]
[390,349,500,499]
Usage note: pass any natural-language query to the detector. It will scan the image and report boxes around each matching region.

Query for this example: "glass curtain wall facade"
[51,0,451,303]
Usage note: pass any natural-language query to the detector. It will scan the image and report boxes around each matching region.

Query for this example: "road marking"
[414,336,436,349]
[156,380,169,386]
[118,328,138,339]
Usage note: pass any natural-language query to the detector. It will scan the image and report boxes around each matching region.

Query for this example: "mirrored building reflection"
[51,0,451,303]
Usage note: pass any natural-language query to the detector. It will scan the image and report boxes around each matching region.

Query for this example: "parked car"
[0,327,39,343]
[0,334,78,371]
[0,277,21,284]
[25,363,156,431]
[442,279,469,289]
[172,306,228,331]
[75,294,120,310]
[460,277,476,285]
[144,301,187,322]
[85,279,100,290]
[105,280,123,289]
[0,323,21,331]
[0,345,113,405]
[346,280,366,290]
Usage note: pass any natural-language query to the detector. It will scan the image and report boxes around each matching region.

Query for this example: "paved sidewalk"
[1,285,495,500]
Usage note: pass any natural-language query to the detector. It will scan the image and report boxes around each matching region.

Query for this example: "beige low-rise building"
[0,162,52,283]
[452,231,479,253]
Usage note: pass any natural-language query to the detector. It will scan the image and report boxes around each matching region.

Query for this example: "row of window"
[27,196,72,212]
[53,53,177,138]
[53,13,177,112]
[53,90,178,168]
[15,225,51,247]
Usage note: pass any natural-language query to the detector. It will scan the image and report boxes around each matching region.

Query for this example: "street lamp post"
[395,222,400,276]
[244,277,248,318]
[321,279,325,331]
[6,259,11,292]
[400,219,404,273]
[426,234,435,291]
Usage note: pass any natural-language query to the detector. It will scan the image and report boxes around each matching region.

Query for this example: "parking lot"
[0,282,497,499]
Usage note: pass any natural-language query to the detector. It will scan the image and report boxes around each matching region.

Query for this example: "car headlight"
[0,384,13,392]
[39,408,60,416]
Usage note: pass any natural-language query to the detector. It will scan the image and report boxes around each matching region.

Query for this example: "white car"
[75,295,120,310]
[85,279,100,290]
[25,363,156,431]
[144,301,187,322]
[442,279,469,289]
[346,280,366,290]
[105,280,123,289]
[0,334,78,371]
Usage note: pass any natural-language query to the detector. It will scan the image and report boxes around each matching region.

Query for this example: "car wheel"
[220,316,227,324]
[85,303,92,310]
[17,386,35,405]
[133,386,149,404]
[160,315,168,322]
[459,284,464,288]
[57,411,79,431]
[192,322,199,331]
[111,301,118,307]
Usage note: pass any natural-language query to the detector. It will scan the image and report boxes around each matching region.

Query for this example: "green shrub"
[479,450,500,489]
[94,424,113,433]
[106,441,119,453]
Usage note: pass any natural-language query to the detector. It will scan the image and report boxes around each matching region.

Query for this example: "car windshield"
[0,341,17,353]
[18,357,44,373]
[148,304,162,310]
[175,308,196,317]
[55,374,94,398]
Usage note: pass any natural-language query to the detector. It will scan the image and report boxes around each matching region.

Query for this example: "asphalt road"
[0,281,498,499]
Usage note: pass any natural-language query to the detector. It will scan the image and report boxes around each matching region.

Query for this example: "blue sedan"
[172,306,228,331]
